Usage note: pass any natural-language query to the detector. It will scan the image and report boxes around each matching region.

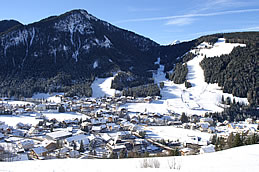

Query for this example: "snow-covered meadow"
[32,93,63,103]
[1,144,258,172]
[0,112,85,127]
[144,126,212,142]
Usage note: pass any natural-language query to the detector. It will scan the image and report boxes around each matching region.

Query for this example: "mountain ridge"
[0,19,22,34]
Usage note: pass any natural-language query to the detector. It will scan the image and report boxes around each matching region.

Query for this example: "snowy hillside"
[1,144,258,172]
[125,38,248,115]
[91,77,116,98]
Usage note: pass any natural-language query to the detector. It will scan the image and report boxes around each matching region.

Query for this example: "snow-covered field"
[32,93,63,103]
[122,101,169,114]
[0,112,85,127]
[1,144,258,172]
[91,77,116,98]
[42,112,85,121]
[2,100,34,106]
[144,126,212,142]
[0,115,41,127]
[127,38,248,115]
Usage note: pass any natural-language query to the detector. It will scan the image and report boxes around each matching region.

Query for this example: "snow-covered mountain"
[0,9,158,78]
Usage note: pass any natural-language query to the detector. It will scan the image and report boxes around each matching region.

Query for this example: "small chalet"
[18,140,34,151]
[30,146,48,159]
[200,144,215,154]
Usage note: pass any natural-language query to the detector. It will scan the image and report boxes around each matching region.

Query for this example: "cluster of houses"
[0,95,258,161]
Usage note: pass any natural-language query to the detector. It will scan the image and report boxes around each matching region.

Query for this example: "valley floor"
[0,38,257,171]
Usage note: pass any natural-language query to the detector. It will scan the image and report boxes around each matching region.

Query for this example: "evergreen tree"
[226,97,231,105]
[109,151,118,159]
[72,141,77,150]
[79,140,85,152]
[227,133,234,148]
[215,137,226,151]
[221,95,225,104]
[211,134,217,145]
[93,150,97,156]
[252,133,258,144]
[159,82,165,89]
[119,149,127,158]
[170,148,180,156]
[184,80,192,88]
[58,105,65,113]
[180,112,189,123]
[233,133,243,147]
[50,125,54,132]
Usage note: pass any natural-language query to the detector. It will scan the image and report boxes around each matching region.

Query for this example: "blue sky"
[1,0,259,44]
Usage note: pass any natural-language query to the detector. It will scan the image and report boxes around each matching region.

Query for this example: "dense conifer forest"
[200,32,258,106]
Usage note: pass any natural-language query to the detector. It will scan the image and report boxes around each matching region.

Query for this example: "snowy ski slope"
[125,38,248,115]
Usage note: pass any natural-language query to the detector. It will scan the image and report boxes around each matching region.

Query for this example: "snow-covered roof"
[200,144,215,154]
[46,131,72,140]
[32,146,47,155]
[19,140,34,146]
[100,133,112,142]
[66,134,89,144]
[112,144,126,150]
[92,126,102,131]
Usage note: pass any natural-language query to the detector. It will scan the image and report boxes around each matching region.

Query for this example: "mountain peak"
[53,9,97,34]
[63,9,98,21]
[170,40,181,45]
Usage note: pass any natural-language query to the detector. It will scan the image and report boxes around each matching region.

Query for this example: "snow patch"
[93,61,98,69]
[94,36,112,48]
[83,44,90,51]
[63,45,68,51]
[102,35,112,48]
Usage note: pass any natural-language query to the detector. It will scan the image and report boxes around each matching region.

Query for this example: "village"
[0,94,258,161]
